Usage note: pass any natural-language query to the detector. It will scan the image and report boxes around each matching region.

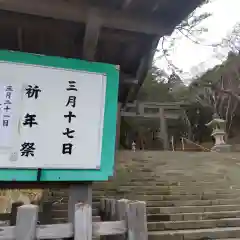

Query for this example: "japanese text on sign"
[0,61,106,169]
[0,84,21,149]
[62,81,78,155]
[20,85,42,157]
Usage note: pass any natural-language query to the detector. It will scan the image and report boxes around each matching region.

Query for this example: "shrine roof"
[0,0,205,102]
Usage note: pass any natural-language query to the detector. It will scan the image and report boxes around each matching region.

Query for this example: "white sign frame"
[0,51,119,182]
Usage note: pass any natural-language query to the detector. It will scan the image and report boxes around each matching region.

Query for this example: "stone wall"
[0,189,43,213]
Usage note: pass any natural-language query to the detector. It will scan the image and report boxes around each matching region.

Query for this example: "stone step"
[117,179,229,184]
[113,186,236,193]
[49,192,240,203]
[126,172,227,177]
[118,172,226,178]
[51,208,99,218]
[145,198,240,207]
[123,193,240,201]
[49,193,240,203]
[148,218,240,231]
[98,183,234,190]
[94,181,231,187]
[148,227,240,240]
[93,187,238,193]
[51,191,240,201]
[98,184,236,189]
[49,199,240,210]
[147,210,240,221]
[93,187,234,193]
[52,202,100,210]
[95,185,233,190]
[125,173,226,181]
[48,191,68,197]
[126,181,231,186]
[147,205,240,214]
[51,215,100,223]
[91,195,240,204]
[47,196,69,201]
[94,190,239,196]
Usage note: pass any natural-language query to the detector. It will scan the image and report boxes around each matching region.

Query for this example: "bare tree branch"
[157,0,221,73]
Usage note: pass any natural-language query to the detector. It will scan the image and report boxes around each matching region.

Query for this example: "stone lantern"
[206,114,231,152]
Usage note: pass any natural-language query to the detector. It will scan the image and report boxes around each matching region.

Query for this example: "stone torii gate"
[121,101,190,150]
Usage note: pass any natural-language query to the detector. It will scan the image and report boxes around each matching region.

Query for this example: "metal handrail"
[181,137,212,152]
[180,138,239,163]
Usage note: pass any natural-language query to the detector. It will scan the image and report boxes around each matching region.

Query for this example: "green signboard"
[0,51,119,182]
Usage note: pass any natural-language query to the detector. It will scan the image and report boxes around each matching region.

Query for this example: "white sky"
[155,0,240,83]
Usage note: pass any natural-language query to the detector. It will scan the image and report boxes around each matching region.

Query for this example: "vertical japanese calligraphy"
[0,84,20,149]
[2,85,13,128]
[20,142,35,157]
[25,85,42,99]
[20,85,42,157]
[0,81,21,149]
[62,80,77,155]
[0,58,108,170]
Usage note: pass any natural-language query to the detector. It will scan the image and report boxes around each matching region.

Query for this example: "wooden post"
[100,198,106,220]
[114,103,122,177]
[99,198,105,220]
[103,198,111,240]
[104,198,111,221]
[74,202,92,240]
[117,199,129,221]
[83,9,102,61]
[115,103,122,150]
[109,199,117,221]
[39,201,53,224]
[116,199,129,240]
[10,202,24,226]
[15,204,39,240]
[108,199,117,240]
[17,27,23,51]
[127,201,148,240]
[159,107,169,150]
[68,183,92,224]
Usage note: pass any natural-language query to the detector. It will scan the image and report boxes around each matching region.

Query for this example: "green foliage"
[191,52,240,88]
[187,52,240,138]
[137,66,190,102]
[137,67,175,102]
[135,51,240,142]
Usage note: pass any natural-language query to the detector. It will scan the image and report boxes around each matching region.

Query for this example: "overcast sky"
[155,0,240,83]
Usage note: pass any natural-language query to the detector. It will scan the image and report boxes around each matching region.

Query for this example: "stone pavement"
[50,151,240,239]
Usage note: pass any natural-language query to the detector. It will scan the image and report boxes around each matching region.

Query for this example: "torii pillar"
[160,107,169,150]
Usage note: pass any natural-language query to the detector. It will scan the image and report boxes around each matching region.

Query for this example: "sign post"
[0,51,119,221]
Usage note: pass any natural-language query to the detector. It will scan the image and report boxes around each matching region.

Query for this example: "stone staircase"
[44,190,101,223]
[49,151,240,239]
